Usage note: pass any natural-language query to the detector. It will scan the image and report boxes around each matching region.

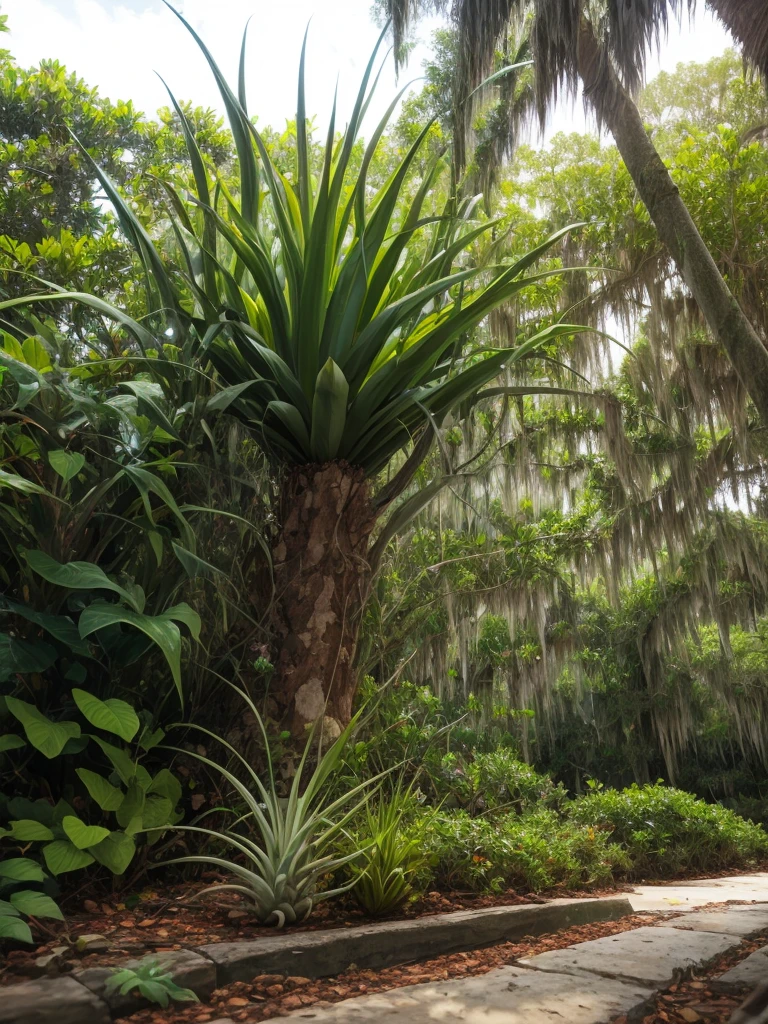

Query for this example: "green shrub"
[0,690,183,942]
[568,783,768,877]
[410,808,627,893]
[349,789,432,916]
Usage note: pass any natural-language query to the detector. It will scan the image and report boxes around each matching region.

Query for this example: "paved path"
[252,874,768,1024]
[625,873,768,913]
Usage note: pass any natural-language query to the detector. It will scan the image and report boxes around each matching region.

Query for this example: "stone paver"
[0,975,110,1024]
[717,945,768,989]
[518,925,737,987]
[625,874,768,913]
[265,966,654,1023]
[657,905,768,937]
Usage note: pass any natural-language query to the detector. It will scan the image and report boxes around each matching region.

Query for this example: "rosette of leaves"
[349,787,432,916]
[105,959,199,1008]
[162,684,387,927]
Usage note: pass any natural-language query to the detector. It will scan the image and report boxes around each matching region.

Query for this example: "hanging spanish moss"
[367,47,768,793]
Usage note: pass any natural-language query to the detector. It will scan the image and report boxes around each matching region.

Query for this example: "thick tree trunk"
[271,462,377,738]
[576,18,768,426]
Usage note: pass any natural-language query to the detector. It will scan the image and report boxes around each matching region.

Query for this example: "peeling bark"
[271,461,377,737]
[576,17,768,427]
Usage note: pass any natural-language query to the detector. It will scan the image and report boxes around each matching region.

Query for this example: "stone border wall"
[0,896,633,1023]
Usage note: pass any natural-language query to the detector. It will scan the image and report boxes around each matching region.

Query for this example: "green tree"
[384,0,768,426]
[364,52,768,795]
[2,12,591,736]
[0,25,233,333]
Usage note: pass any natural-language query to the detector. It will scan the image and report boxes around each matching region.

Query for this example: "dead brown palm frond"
[707,0,768,81]
[390,0,768,129]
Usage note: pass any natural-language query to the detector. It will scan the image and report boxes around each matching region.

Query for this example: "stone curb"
[0,896,632,1022]
[195,896,633,984]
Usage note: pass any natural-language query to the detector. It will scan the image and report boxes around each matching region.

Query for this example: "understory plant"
[163,685,386,926]
[0,861,63,944]
[348,786,432,916]
[411,808,628,893]
[568,783,768,877]
[105,959,199,1008]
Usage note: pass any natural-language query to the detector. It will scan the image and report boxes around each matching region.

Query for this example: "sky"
[3,0,734,142]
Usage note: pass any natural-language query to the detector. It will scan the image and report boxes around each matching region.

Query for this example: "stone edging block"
[196,896,633,984]
[75,949,216,1017]
[0,896,633,1021]
[0,975,111,1024]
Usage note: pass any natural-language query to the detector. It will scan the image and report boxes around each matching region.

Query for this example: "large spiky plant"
[0,4,589,735]
[386,0,768,427]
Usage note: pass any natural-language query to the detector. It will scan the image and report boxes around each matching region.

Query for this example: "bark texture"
[577,17,768,427]
[272,462,377,737]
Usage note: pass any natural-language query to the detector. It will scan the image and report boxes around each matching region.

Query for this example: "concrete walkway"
[624,873,768,913]
[257,874,768,1024]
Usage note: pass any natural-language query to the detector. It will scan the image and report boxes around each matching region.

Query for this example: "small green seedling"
[104,959,199,1008]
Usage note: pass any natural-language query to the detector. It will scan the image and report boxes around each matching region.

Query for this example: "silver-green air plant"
[163,685,387,926]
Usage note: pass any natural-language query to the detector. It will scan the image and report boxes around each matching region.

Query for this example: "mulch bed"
[612,930,768,1024]
[124,911,663,1024]
[0,876,626,985]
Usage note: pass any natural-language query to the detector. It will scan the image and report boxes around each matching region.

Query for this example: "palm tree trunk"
[576,17,768,425]
[271,462,377,737]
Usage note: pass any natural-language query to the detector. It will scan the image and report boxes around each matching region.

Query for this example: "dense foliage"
[0,5,766,949]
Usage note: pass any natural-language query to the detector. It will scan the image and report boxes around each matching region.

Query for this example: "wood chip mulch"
[612,930,768,1024]
[125,912,663,1024]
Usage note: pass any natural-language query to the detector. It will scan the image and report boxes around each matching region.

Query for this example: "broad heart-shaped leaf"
[22,335,52,371]
[0,633,57,683]
[8,820,54,842]
[0,915,33,943]
[0,734,25,753]
[10,890,64,921]
[5,698,81,759]
[48,450,86,483]
[117,780,146,831]
[0,597,92,657]
[7,797,53,827]
[0,899,20,916]
[79,603,201,705]
[62,816,111,851]
[90,831,136,876]
[147,768,182,807]
[142,795,173,830]
[76,768,124,811]
[71,689,139,742]
[24,551,143,613]
[89,735,136,786]
[43,840,95,875]
[0,858,46,883]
